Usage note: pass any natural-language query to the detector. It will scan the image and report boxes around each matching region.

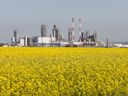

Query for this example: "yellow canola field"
[0,47,128,96]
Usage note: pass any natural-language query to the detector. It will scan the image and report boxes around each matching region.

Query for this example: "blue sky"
[0,0,128,42]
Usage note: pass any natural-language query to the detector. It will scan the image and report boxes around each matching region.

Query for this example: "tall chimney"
[72,17,75,42]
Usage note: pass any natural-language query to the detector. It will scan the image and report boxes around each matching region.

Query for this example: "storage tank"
[41,25,47,37]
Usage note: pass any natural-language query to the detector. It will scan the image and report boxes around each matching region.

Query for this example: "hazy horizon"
[0,0,128,43]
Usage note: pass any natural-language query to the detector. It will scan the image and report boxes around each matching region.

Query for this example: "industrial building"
[67,18,98,47]
[11,29,19,45]
[16,36,57,47]
[11,18,98,47]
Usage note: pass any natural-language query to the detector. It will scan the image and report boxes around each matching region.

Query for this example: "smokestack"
[79,18,82,34]
[72,17,75,41]
[79,18,82,42]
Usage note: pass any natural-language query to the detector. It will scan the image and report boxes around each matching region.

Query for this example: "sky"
[0,0,128,43]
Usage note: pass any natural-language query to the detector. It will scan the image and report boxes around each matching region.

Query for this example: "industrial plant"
[0,18,126,48]
[10,18,101,47]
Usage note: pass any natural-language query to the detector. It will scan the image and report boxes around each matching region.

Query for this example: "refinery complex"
[10,18,99,47]
[0,18,127,47]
